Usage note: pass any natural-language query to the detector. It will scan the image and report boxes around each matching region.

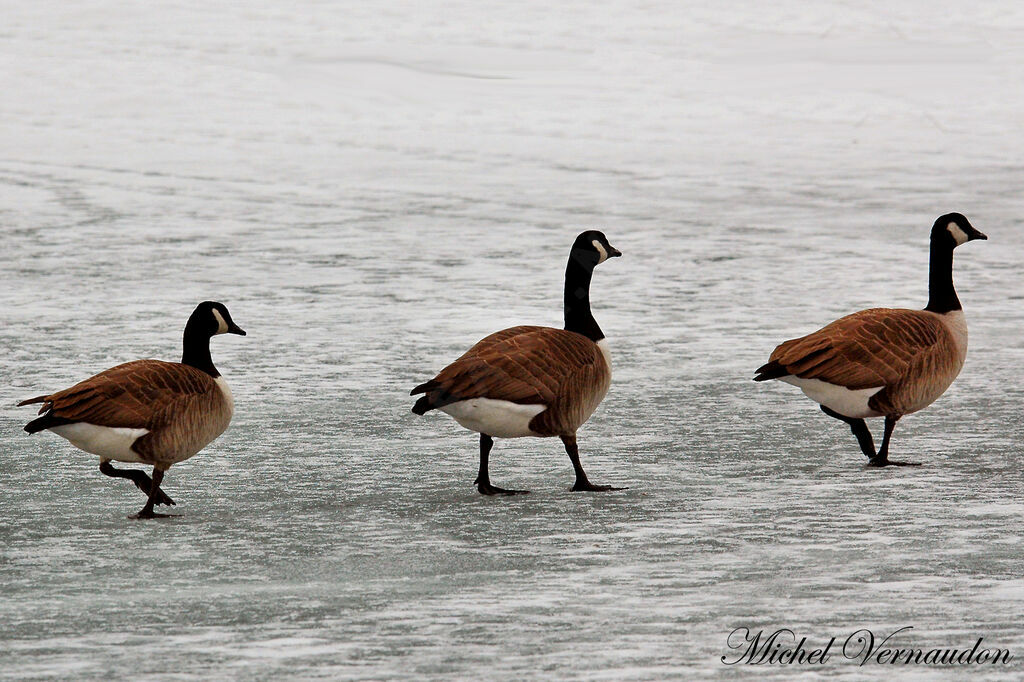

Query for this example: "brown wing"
[413,325,605,411]
[762,308,950,390]
[26,359,217,430]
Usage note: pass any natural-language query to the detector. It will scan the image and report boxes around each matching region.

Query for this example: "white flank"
[49,423,150,463]
[440,398,546,438]
[780,376,884,419]
[215,375,234,416]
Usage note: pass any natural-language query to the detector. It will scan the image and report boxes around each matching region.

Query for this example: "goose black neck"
[924,238,961,313]
[181,322,220,377]
[563,255,605,342]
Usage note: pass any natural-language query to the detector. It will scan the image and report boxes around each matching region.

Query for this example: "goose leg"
[869,415,921,467]
[820,405,876,459]
[474,434,528,496]
[100,460,175,506]
[562,435,623,492]
[132,468,176,519]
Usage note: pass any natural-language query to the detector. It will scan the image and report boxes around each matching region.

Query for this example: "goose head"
[570,230,622,270]
[187,301,247,338]
[934,212,987,248]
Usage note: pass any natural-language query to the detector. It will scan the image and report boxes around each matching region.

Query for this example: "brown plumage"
[21,359,234,468]
[20,300,245,518]
[412,325,610,437]
[410,229,622,494]
[756,308,965,417]
[754,212,985,467]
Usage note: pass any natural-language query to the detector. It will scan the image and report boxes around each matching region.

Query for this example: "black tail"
[410,380,439,415]
[753,360,790,382]
[412,396,434,415]
[24,411,75,434]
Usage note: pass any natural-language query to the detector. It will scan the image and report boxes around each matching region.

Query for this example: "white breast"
[572,337,612,426]
[939,309,968,364]
[49,423,150,463]
[215,375,234,416]
[596,338,612,378]
[440,398,547,439]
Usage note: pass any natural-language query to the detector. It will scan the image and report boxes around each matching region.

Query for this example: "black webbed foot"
[571,481,626,492]
[476,480,529,496]
[868,457,922,468]
[130,510,178,519]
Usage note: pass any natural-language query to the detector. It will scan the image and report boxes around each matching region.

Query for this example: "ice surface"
[1,1,1023,679]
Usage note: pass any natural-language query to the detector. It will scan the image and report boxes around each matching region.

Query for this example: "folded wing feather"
[413,326,609,435]
[27,360,216,430]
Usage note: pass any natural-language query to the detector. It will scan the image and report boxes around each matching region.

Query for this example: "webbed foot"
[477,481,530,496]
[571,481,626,492]
[868,457,922,468]
[130,510,179,519]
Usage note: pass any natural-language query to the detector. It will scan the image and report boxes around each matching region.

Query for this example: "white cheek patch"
[948,221,969,246]
[592,240,608,263]
[211,309,229,335]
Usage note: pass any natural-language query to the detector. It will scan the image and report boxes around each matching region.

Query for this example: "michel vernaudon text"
[721,627,1013,667]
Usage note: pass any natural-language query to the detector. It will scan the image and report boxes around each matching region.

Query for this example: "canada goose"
[411,231,622,495]
[754,213,986,466]
[19,301,245,518]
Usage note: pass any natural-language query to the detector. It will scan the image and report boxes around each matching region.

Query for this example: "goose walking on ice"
[20,301,246,517]
[754,213,986,466]
[412,231,623,495]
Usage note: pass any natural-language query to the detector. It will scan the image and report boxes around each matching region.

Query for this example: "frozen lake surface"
[2,1,1023,679]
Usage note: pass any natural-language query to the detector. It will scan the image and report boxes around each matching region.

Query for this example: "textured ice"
[2,1,1023,679]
